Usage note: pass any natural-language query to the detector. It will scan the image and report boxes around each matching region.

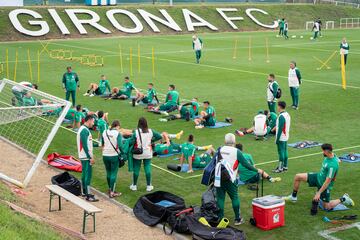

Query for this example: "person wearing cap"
[340,38,349,65]
[192,35,203,64]
[267,73,279,113]
[215,133,262,225]
[288,61,302,110]
[62,66,79,107]
[194,101,216,129]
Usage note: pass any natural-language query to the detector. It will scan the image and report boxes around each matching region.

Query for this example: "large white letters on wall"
[8,8,278,36]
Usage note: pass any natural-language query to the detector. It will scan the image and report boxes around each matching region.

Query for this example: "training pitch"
[1,29,360,239]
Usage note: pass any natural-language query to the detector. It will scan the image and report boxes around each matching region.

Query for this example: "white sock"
[168,134,176,139]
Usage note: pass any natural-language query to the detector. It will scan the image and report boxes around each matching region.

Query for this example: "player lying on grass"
[105,76,137,100]
[22,91,51,106]
[83,75,111,97]
[11,81,38,106]
[159,98,199,122]
[235,110,277,139]
[153,131,183,156]
[235,143,280,184]
[194,101,216,129]
[132,82,159,106]
[179,134,214,173]
[283,143,355,212]
[150,84,180,114]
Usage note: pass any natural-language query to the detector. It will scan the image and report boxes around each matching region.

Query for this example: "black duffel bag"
[133,191,186,226]
[164,206,201,235]
[51,171,81,196]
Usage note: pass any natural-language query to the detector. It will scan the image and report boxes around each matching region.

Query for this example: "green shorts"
[159,102,177,111]
[307,172,331,202]
[180,106,189,119]
[204,119,216,127]
[141,98,150,104]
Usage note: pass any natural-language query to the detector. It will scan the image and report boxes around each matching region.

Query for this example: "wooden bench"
[46,185,102,234]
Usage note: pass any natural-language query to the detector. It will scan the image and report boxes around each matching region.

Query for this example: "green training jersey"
[97,118,108,137]
[190,102,199,117]
[62,72,79,91]
[206,106,216,124]
[238,153,257,182]
[279,20,285,29]
[181,142,197,161]
[65,109,76,121]
[267,112,277,129]
[146,88,157,103]
[75,111,85,123]
[98,79,111,95]
[317,155,339,190]
[121,82,135,97]
[165,90,180,105]
[22,96,37,106]
[154,142,181,155]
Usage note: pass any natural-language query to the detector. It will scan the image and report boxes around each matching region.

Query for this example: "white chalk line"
[318,222,360,240]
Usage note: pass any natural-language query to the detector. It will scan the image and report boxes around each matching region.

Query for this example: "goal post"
[0,78,71,188]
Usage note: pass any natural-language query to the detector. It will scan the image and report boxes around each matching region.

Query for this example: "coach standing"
[288,61,302,110]
[62,66,79,106]
[340,38,350,65]
[192,35,203,64]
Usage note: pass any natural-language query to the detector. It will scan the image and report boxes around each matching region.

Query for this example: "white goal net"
[0,79,71,188]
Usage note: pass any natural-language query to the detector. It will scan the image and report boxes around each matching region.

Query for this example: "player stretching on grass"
[159,98,199,122]
[106,76,136,100]
[62,66,79,107]
[235,110,276,139]
[194,101,216,129]
[77,115,98,202]
[132,83,159,106]
[273,101,291,173]
[283,143,355,212]
[192,35,203,64]
[152,84,179,115]
[83,75,111,97]
[179,134,214,173]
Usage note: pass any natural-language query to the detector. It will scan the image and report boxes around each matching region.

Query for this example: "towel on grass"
[288,141,322,149]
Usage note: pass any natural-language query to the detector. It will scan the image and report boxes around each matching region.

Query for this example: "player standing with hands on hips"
[192,35,203,64]
[62,66,79,107]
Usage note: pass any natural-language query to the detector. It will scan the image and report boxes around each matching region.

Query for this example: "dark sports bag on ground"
[163,206,201,235]
[51,171,81,196]
[200,187,220,225]
[133,191,186,226]
[186,215,246,240]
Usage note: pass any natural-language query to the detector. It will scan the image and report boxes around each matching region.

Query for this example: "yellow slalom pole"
[152,47,155,78]
[129,47,133,77]
[13,49,18,82]
[27,49,33,81]
[119,44,123,73]
[232,38,238,59]
[341,54,346,90]
[138,44,141,74]
[248,36,252,61]
[6,49,9,79]
[265,37,270,63]
[37,50,40,83]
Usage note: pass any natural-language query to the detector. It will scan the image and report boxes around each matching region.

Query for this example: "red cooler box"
[252,195,285,230]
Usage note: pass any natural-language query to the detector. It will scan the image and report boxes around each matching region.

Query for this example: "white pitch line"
[256,144,360,166]
[41,42,360,90]
[318,222,360,240]
[151,163,185,179]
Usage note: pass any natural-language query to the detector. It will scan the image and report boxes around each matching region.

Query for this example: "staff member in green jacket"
[101,120,123,198]
[77,115,98,202]
[62,66,79,107]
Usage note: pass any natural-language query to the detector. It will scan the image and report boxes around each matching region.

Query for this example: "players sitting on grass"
[194,101,216,129]
[235,110,276,139]
[159,98,199,122]
[235,143,281,184]
[179,134,214,173]
[11,81,38,106]
[283,143,355,213]
[153,131,184,156]
[132,82,159,106]
[151,84,180,114]
[83,75,111,97]
[106,76,136,100]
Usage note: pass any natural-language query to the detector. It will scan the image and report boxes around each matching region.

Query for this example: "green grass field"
[1,28,360,239]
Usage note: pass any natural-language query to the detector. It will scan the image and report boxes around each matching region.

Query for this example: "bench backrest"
[46,185,102,213]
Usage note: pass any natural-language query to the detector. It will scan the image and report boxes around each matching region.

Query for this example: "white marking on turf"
[318,222,360,240]
[46,42,360,90]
